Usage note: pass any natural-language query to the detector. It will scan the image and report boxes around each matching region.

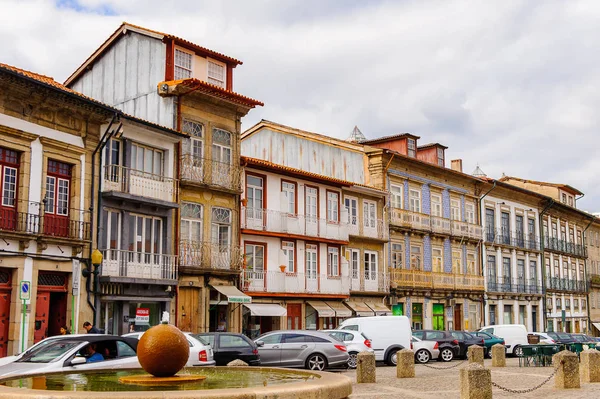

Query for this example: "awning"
[244,303,287,317]
[592,322,600,333]
[366,301,391,316]
[325,301,353,318]
[345,301,375,317]
[211,285,252,303]
[307,301,335,318]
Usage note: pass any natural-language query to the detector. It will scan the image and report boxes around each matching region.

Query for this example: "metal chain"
[420,360,467,370]
[490,361,562,394]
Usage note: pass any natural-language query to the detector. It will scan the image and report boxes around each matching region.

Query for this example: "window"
[489,305,496,325]
[501,211,510,244]
[485,208,495,240]
[582,299,587,310]
[131,143,163,175]
[556,298,562,308]
[502,257,511,288]
[246,175,264,220]
[503,305,513,324]
[305,244,318,279]
[452,250,462,273]
[327,191,339,222]
[410,245,422,270]
[465,202,475,224]
[530,260,537,283]
[0,147,19,208]
[390,185,403,209]
[207,60,225,88]
[568,196,573,206]
[281,181,296,214]
[517,259,525,288]
[211,207,231,248]
[437,148,444,166]
[180,202,203,244]
[565,298,571,308]
[516,215,524,246]
[574,299,579,310]
[431,194,442,217]
[174,49,192,80]
[45,160,71,216]
[563,261,568,278]
[129,214,163,256]
[451,199,460,221]
[182,120,203,159]
[487,255,497,286]
[104,209,121,250]
[327,246,340,276]
[391,243,403,269]
[282,241,294,272]
[467,252,476,274]
[364,251,377,280]
[552,222,558,238]
[349,249,359,279]
[409,189,421,213]
[432,248,443,273]
[345,197,358,225]
[554,259,559,278]
[407,138,416,158]
[562,193,567,203]
[244,243,265,273]
[212,128,232,165]
[363,200,376,228]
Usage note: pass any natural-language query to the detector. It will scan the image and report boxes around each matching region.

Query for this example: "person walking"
[83,321,101,334]
[59,326,70,335]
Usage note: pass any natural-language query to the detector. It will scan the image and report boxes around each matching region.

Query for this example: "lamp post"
[90,249,103,325]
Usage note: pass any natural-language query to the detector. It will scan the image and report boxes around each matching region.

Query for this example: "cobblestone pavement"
[340,358,600,398]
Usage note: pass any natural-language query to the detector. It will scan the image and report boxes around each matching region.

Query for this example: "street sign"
[19,281,30,301]
[72,263,80,290]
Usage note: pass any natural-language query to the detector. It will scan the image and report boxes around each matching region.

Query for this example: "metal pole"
[20,300,26,353]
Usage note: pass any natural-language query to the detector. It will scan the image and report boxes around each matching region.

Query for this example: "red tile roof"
[362,132,420,145]
[163,78,263,108]
[499,176,584,196]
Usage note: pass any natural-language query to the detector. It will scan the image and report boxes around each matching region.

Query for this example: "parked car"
[412,330,460,362]
[254,330,349,371]
[530,332,556,344]
[122,331,215,366]
[470,331,505,357]
[478,324,528,356]
[449,331,485,359]
[570,333,596,343]
[323,329,373,368]
[338,316,411,366]
[0,335,140,379]
[193,332,260,366]
[411,336,439,364]
[546,331,576,345]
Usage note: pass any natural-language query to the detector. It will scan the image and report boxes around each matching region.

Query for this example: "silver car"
[0,335,140,379]
[255,330,349,371]
[323,329,374,368]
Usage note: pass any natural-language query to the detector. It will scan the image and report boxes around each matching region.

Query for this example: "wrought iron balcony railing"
[486,277,544,294]
[545,277,587,292]
[484,228,540,251]
[389,208,482,239]
[544,237,586,257]
[180,155,241,192]
[179,240,242,271]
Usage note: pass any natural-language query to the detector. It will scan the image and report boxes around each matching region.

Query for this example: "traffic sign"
[19,281,30,301]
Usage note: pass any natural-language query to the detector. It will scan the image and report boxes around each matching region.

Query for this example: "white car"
[531,332,555,344]
[0,335,141,379]
[411,336,440,364]
[323,329,374,368]
[122,331,215,366]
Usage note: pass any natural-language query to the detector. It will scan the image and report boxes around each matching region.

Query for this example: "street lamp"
[84,249,103,325]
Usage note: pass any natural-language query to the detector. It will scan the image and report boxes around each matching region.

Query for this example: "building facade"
[585,217,600,336]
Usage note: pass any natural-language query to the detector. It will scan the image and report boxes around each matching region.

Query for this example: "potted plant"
[279,265,287,273]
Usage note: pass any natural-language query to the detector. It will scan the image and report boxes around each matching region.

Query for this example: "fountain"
[0,313,352,398]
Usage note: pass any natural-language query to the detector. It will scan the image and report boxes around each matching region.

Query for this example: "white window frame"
[245,243,265,273]
[344,196,358,226]
[281,181,296,215]
[465,202,475,224]
[207,59,226,88]
[432,248,443,273]
[364,251,377,281]
[180,202,203,244]
[451,199,461,221]
[391,243,403,269]
[349,248,360,279]
[174,48,193,80]
[437,148,444,166]
[282,241,295,273]
[431,194,442,217]
[467,252,476,274]
[132,213,163,256]
[105,209,121,250]
[410,245,422,270]
[452,250,462,273]
[409,189,421,213]
[407,138,416,158]
[182,119,204,159]
[327,191,339,223]
[327,246,340,276]
[390,184,403,209]
[306,244,318,279]
[363,200,376,228]
[211,207,231,248]
[131,143,163,176]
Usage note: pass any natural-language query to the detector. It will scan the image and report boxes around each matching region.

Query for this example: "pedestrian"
[59,326,70,335]
[83,321,101,334]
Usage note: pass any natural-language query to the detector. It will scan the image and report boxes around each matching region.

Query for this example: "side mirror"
[70,357,87,366]
[255,341,264,347]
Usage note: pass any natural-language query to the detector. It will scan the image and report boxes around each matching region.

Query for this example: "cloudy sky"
[1,0,599,211]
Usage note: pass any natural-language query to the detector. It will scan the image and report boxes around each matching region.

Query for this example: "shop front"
[242,302,287,339]
[209,284,251,333]
[100,298,171,335]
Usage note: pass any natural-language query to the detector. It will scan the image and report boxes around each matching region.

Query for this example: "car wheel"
[513,345,523,357]
[347,352,359,369]
[387,349,398,366]
[415,349,431,364]
[306,354,327,371]
[439,348,454,362]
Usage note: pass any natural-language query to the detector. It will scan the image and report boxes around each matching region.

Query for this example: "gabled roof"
[499,176,584,196]
[64,22,242,86]
[362,132,420,145]
[417,142,448,150]
[160,78,263,108]
[0,62,187,138]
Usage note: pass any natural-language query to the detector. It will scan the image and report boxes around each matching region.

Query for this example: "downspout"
[582,216,595,334]
[174,93,182,328]
[539,199,555,331]
[478,180,496,326]
[382,152,395,305]
[575,193,585,208]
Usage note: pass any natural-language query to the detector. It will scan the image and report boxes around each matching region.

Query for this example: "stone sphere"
[137,323,189,377]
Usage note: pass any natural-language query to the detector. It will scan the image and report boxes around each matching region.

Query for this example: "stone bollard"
[460,363,492,399]
[580,349,600,383]
[553,350,580,389]
[491,344,506,367]
[467,345,484,366]
[396,348,415,378]
[356,351,376,383]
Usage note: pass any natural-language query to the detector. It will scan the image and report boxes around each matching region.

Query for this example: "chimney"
[451,159,463,173]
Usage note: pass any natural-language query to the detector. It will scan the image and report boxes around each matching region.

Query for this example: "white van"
[478,324,528,356]
[339,316,411,365]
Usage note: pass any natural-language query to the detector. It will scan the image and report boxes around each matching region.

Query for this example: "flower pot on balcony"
[279,265,287,273]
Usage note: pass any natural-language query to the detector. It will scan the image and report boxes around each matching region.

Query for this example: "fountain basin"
[0,366,352,399]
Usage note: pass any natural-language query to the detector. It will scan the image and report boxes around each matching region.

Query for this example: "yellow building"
[585,217,600,336]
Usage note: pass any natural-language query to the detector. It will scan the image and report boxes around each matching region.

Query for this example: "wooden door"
[49,292,67,337]
[454,304,463,331]
[286,304,302,330]
[34,291,50,343]
[44,160,71,238]
[178,287,200,332]
[0,290,11,357]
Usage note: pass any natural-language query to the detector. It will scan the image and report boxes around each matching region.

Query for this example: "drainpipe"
[575,193,585,208]
[478,180,496,325]
[538,199,555,331]
[582,216,595,334]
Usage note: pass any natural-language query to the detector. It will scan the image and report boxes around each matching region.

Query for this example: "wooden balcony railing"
[103,165,176,203]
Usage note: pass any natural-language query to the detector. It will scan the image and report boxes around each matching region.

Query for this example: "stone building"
[586,217,600,336]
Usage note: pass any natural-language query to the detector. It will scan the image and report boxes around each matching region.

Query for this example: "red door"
[0,147,19,232]
[0,268,12,357]
[454,304,463,331]
[34,291,50,343]
[43,160,71,238]
[35,272,68,342]
[286,304,302,330]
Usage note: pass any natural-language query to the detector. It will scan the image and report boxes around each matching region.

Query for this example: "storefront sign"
[228,296,252,303]
[135,308,150,324]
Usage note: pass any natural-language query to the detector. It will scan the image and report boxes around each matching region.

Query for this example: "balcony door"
[516,215,524,247]
[130,214,163,278]
[180,203,203,267]
[305,186,318,236]
[211,207,232,269]
[182,120,204,180]
[517,259,525,292]
[0,148,18,231]
[104,139,121,186]
[485,208,495,241]
[364,251,378,291]
[502,257,511,292]
[305,244,318,292]
[244,243,265,291]
[103,210,121,276]
[44,160,71,238]
[246,175,264,230]
[501,212,510,244]
[363,200,377,236]
[211,128,232,187]
[344,197,358,235]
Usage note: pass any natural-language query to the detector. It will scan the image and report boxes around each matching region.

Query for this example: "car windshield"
[18,340,81,363]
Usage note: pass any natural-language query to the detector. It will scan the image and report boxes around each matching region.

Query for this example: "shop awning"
[211,285,252,303]
[345,301,375,317]
[366,301,391,316]
[243,303,287,317]
[307,301,335,318]
[592,322,600,333]
[325,301,353,318]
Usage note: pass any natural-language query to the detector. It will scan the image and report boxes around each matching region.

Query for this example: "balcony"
[100,249,177,280]
[544,237,586,257]
[347,218,388,240]
[103,165,176,204]
[389,208,482,239]
[0,200,90,241]
[486,277,544,295]
[241,270,350,296]
[545,277,587,293]
[241,207,349,242]
[484,229,540,251]
[350,270,389,293]
[588,274,600,288]
[179,240,242,272]
[180,155,241,192]
[389,268,484,292]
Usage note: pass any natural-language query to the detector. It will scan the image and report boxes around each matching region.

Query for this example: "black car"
[413,330,460,362]
[194,332,260,366]
[547,331,576,344]
[449,331,485,359]
[570,333,596,343]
